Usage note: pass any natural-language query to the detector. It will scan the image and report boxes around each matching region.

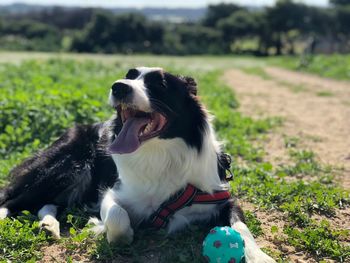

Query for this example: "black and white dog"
[0,67,274,262]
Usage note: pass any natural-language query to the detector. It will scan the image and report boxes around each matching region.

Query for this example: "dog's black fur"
[0,124,117,216]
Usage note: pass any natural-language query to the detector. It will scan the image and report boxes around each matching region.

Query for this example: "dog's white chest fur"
[111,135,222,225]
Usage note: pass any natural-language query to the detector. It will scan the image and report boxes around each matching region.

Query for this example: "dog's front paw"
[39,215,60,239]
[0,208,8,219]
[245,248,276,263]
[104,204,134,243]
[106,224,134,244]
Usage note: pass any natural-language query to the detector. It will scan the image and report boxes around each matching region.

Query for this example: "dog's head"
[109,67,207,154]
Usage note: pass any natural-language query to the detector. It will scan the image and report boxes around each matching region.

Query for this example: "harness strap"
[193,190,231,204]
[148,184,231,229]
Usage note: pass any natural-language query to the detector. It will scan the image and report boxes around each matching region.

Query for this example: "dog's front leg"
[231,220,276,263]
[38,204,60,239]
[0,207,9,219]
[100,189,134,243]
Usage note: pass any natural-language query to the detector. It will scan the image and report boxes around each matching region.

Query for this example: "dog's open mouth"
[109,105,167,154]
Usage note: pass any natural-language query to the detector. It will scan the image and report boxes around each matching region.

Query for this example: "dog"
[0,67,275,262]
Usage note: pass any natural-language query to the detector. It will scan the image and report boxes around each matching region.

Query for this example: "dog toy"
[202,226,245,263]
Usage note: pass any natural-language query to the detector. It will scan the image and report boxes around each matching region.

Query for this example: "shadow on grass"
[93,226,207,263]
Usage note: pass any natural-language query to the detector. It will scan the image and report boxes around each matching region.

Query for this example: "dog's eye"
[125,69,140,80]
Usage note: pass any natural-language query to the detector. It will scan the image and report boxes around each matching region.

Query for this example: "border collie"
[0,67,275,262]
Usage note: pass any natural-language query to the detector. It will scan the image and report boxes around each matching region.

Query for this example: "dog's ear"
[182,76,197,96]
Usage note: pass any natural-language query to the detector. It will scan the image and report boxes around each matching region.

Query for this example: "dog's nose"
[111,82,132,100]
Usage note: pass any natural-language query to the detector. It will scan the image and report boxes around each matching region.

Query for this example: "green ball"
[202,226,245,263]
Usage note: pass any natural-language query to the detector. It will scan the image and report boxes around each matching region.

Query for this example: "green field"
[0,53,349,262]
[268,54,350,81]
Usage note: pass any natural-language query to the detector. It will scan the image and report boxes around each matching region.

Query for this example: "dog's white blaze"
[0,207,8,219]
[136,67,163,76]
[114,79,151,112]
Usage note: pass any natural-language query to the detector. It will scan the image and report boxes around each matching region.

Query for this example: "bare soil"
[223,67,350,189]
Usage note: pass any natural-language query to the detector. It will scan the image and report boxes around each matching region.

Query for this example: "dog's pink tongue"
[109,117,149,154]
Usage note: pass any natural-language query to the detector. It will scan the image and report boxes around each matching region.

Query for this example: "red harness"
[146,184,231,229]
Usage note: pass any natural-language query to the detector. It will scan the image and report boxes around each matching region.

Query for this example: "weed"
[284,220,350,261]
[276,80,308,93]
[244,211,263,237]
[240,66,271,80]
[305,134,323,143]
[316,91,334,97]
[0,211,48,262]
[278,149,324,177]
[284,136,299,148]
[240,65,309,93]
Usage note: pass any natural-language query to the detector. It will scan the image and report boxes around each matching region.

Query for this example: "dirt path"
[223,67,350,189]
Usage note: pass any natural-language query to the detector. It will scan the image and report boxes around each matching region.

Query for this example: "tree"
[217,10,260,52]
[266,0,311,55]
[71,12,165,53]
[163,24,223,55]
[6,7,95,29]
[202,3,241,27]
[330,0,350,5]
[335,5,350,36]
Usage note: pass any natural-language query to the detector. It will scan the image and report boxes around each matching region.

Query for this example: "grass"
[276,81,308,93]
[244,211,263,237]
[0,55,349,262]
[239,66,310,94]
[268,54,350,81]
[240,66,271,80]
[240,65,315,96]
[284,136,300,148]
[316,91,334,97]
[278,149,332,178]
[284,219,350,261]
[0,211,49,262]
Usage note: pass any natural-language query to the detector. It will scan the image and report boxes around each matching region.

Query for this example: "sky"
[1,0,329,8]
